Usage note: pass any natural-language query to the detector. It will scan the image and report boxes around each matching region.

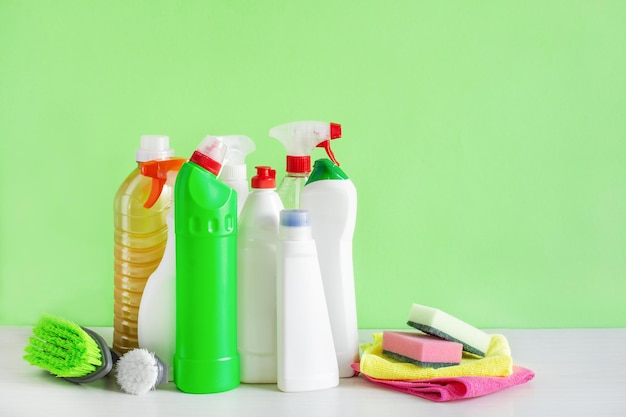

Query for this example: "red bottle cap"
[251,166,276,189]
[285,155,311,174]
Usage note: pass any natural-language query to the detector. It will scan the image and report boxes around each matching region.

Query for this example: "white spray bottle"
[276,209,339,392]
[220,135,256,215]
[136,157,187,381]
[269,121,341,209]
[237,166,284,383]
[301,158,358,378]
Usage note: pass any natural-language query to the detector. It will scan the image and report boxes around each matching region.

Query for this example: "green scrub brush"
[23,314,119,383]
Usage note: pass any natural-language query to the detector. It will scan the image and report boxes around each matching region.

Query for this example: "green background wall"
[1,1,624,328]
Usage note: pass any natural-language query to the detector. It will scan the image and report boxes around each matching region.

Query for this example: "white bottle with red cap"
[237,166,284,383]
[268,121,342,209]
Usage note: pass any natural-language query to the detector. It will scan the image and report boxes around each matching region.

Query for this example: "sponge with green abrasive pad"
[382,331,463,368]
[407,303,492,357]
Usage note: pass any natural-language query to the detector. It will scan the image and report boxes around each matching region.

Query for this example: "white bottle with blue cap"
[276,209,339,392]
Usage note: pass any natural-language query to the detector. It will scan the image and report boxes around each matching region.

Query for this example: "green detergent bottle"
[174,136,239,394]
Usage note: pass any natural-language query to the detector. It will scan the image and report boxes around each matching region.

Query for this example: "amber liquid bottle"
[113,136,173,354]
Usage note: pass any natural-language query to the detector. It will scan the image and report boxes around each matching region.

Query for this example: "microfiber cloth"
[351,363,534,402]
[358,333,513,380]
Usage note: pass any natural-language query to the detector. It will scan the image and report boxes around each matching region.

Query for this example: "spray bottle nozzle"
[329,122,342,139]
[220,135,256,183]
[315,122,342,165]
[140,158,187,208]
[269,121,342,173]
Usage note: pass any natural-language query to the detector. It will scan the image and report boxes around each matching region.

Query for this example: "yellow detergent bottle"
[113,135,175,354]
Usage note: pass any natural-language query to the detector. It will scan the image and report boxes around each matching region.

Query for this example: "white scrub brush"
[115,348,168,395]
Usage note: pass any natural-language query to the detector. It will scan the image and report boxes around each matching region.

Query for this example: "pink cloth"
[351,363,534,402]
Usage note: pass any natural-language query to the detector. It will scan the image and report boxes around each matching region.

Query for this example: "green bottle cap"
[305,158,348,185]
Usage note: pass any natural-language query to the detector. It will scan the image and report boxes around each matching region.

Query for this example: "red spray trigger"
[315,122,342,166]
[140,157,187,208]
[317,141,340,166]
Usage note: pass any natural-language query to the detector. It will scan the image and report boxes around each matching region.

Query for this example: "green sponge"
[407,303,492,357]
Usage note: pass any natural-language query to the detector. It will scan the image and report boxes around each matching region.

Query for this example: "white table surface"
[2,327,625,417]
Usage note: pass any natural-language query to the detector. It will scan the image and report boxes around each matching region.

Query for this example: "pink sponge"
[382,331,463,368]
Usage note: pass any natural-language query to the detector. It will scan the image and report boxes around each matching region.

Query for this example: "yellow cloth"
[359,333,513,380]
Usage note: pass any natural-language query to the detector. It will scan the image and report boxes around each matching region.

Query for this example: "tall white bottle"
[237,166,284,383]
[220,135,256,215]
[300,158,358,378]
[276,209,339,392]
[137,158,186,381]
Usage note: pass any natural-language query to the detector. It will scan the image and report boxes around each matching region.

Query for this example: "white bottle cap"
[221,164,247,181]
[136,135,174,162]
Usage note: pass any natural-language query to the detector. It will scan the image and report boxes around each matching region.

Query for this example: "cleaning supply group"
[23,120,535,401]
[25,121,360,395]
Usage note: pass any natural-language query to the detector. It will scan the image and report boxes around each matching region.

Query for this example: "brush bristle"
[23,315,103,378]
[115,348,159,395]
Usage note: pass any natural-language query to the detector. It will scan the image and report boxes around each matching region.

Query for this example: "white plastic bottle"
[269,121,342,209]
[300,158,358,378]
[220,135,256,215]
[237,166,284,383]
[276,209,339,392]
[136,157,186,381]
